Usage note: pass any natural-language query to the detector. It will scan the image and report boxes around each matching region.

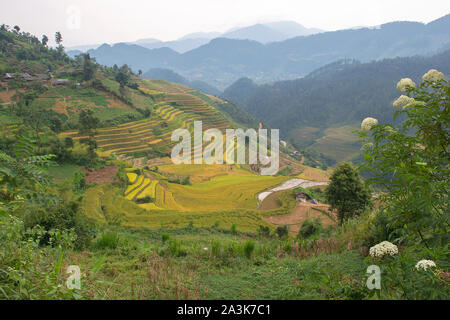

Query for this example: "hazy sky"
[1,0,449,47]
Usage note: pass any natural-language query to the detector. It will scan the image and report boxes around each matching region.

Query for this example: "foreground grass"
[58,226,369,300]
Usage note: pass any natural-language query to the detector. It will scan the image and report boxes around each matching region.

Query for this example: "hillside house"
[52,79,70,86]
[3,73,15,81]
[295,191,310,202]
[20,73,33,81]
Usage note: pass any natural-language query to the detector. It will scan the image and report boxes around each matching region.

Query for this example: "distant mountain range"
[68,14,450,89]
[142,68,222,96]
[67,20,322,54]
[221,49,450,163]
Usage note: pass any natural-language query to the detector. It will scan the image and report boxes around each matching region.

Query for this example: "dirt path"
[264,202,336,235]
[258,178,328,202]
[258,178,332,234]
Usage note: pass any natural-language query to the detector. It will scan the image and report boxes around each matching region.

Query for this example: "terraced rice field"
[158,164,247,184]
[59,86,234,156]
[123,172,162,209]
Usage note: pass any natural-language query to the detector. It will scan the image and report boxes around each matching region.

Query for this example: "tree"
[50,117,63,133]
[55,32,62,45]
[78,109,99,135]
[86,134,98,162]
[21,98,47,153]
[325,162,372,224]
[64,137,74,149]
[138,69,142,76]
[115,64,131,88]
[41,34,49,46]
[77,108,99,161]
[81,53,97,81]
[72,172,86,193]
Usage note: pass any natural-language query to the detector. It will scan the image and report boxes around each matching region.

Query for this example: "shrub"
[258,225,271,238]
[23,199,93,250]
[135,196,154,204]
[283,239,293,254]
[276,225,288,239]
[92,231,120,250]
[181,176,191,185]
[161,233,169,243]
[368,247,449,299]
[298,218,323,239]
[0,215,84,299]
[243,240,255,259]
[211,240,221,257]
[359,72,449,246]
[152,128,162,136]
[168,239,187,257]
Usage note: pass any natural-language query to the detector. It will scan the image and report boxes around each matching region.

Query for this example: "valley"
[0,12,448,302]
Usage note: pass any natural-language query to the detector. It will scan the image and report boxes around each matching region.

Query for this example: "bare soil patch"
[83,165,118,184]
[0,89,18,103]
[264,202,336,235]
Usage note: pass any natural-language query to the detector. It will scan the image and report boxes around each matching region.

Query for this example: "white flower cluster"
[422,69,445,83]
[361,117,378,131]
[397,78,416,91]
[415,259,436,271]
[369,241,399,257]
[393,95,415,110]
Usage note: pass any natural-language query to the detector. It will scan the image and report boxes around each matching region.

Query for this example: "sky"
[1,0,449,47]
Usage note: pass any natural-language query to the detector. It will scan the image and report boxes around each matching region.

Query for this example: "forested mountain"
[222,50,450,163]
[79,14,450,89]
[224,50,450,129]
[82,43,180,72]
[143,68,221,96]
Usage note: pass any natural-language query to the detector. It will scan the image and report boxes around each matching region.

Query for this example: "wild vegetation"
[0,25,448,300]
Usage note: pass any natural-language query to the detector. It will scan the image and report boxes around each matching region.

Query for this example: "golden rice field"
[163,174,289,211]
[157,164,245,184]
[81,183,277,232]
